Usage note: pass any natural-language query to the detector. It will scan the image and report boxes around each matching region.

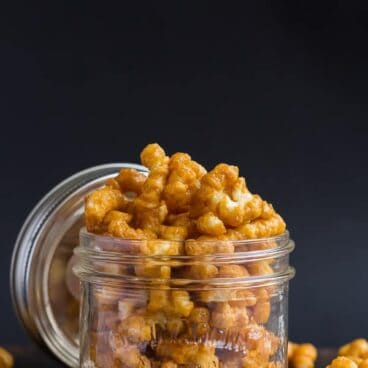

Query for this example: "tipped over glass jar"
[11,143,295,368]
[74,229,295,368]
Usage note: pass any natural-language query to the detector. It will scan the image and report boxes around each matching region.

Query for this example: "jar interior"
[75,231,294,368]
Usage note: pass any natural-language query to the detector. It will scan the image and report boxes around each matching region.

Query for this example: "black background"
[1,0,368,349]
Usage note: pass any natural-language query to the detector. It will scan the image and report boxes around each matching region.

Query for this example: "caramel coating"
[328,357,358,368]
[339,339,368,359]
[118,315,152,343]
[102,210,154,239]
[236,213,286,239]
[324,339,368,368]
[288,342,317,368]
[115,168,147,195]
[85,143,286,241]
[134,144,170,233]
[163,152,206,213]
[0,348,13,368]
[85,186,128,232]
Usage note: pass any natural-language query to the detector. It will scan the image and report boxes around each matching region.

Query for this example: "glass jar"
[74,229,295,368]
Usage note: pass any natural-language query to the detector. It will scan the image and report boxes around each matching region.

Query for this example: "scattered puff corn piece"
[0,347,14,368]
[288,342,317,368]
[326,339,368,368]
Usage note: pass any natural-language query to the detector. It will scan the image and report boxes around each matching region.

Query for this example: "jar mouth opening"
[74,266,295,290]
[75,229,295,288]
[79,228,292,262]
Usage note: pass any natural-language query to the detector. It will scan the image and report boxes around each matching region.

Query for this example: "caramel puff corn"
[0,347,14,368]
[288,342,317,368]
[85,142,286,241]
[327,357,368,368]
[339,339,368,359]
[325,339,368,368]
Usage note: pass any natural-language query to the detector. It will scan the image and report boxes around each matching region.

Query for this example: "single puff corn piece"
[140,239,182,256]
[171,290,194,317]
[159,224,188,241]
[327,357,358,368]
[190,164,239,218]
[117,315,152,343]
[217,177,254,227]
[185,238,234,255]
[236,213,286,239]
[251,288,271,324]
[339,339,368,359]
[163,152,206,213]
[134,144,169,232]
[102,210,153,239]
[196,212,227,236]
[114,343,151,368]
[85,186,128,232]
[115,168,147,195]
[288,343,317,368]
[0,347,13,368]
[211,302,237,329]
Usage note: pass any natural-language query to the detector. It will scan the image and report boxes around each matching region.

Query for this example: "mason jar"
[74,229,295,368]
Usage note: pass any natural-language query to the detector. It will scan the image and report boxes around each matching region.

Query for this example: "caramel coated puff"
[159,224,188,241]
[134,263,171,279]
[211,302,249,330]
[140,239,183,256]
[246,289,271,324]
[0,347,13,368]
[238,324,279,357]
[196,212,227,236]
[339,339,368,359]
[163,152,206,213]
[102,210,155,239]
[166,212,197,237]
[113,343,151,368]
[330,357,368,368]
[134,144,170,232]
[188,307,210,337]
[328,357,359,368]
[147,290,194,317]
[185,239,234,255]
[236,213,286,239]
[114,168,147,195]
[85,186,128,232]
[117,315,152,343]
[288,342,317,368]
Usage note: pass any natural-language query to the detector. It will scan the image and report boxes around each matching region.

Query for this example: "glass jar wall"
[74,229,295,368]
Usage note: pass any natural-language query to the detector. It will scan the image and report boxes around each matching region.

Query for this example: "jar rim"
[78,228,293,262]
[75,229,295,289]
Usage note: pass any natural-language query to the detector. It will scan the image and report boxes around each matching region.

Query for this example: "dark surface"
[6,345,336,368]
[2,1,368,345]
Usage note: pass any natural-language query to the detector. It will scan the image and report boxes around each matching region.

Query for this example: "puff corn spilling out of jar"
[76,143,294,368]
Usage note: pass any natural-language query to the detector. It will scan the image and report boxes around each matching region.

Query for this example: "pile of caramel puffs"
[83,143,287,368]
